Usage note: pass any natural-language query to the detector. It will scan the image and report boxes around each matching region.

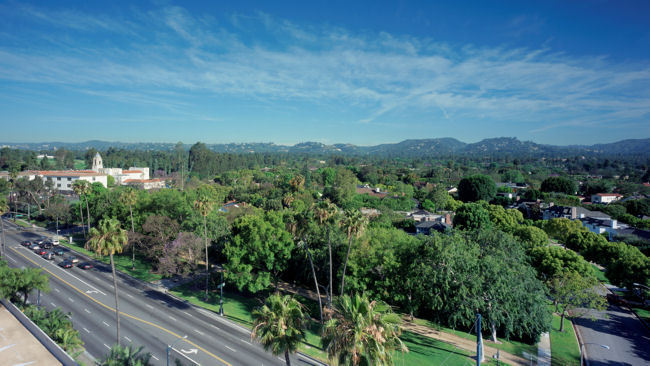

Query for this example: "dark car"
[34,248,47,255]
[29,244,40,251]
[67,255,80,264]
[53,248,66,256]
[20,240,32,247]
[42,241,53,249]
[42,251,55,260]
[58,260,73,269]
[77,262,93,270]
[34,237,48,245]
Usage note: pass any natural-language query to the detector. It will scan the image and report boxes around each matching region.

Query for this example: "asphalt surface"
[572,291,650,366]
[1,218,324,366]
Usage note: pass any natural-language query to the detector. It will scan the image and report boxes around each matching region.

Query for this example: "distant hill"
[1,137,649,158]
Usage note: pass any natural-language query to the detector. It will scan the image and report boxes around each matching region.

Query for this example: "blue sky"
[0,0,649,146]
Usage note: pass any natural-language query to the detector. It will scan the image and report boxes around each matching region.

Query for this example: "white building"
[92,152,162,190]
[591,193,623,204]
[0,170,108,192]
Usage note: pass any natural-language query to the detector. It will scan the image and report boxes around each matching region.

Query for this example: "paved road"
[2,219,323,366]
[573,294,650,366]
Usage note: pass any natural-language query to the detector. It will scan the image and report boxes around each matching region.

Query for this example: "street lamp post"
[580,343,609,366]
[167,335,188,366]
[216,265,224,316]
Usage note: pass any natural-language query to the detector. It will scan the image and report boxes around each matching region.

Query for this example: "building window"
[57,177,61,181]
[92,177,96,181]
[57,184,61,188]
[67,177,71,181]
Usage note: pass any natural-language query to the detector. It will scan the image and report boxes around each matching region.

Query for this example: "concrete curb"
[603,285,650,333]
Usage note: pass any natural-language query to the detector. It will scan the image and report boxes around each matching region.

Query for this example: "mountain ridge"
[2,137,649,157]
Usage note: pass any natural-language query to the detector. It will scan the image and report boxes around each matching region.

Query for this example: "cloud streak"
[0,4,649,136]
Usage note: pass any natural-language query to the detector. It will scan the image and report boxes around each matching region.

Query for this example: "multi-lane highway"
[2,218,323,365]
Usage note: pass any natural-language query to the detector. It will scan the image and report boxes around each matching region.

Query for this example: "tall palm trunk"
[79,202,86,237]
[1,218,4,258]
[304,240,323,323]
[327,226,332,309]
[340,232,353,297]
[203,215,209,301]
[284,350,291,365]
[85,196,91,234]
[129,205,135,270]
[110,253,121,346]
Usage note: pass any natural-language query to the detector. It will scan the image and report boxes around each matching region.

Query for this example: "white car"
[51,237,60,246]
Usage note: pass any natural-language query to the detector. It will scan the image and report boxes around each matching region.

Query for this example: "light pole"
[167,335,187,366]
[580,343,609,366]
[217,266,225,316]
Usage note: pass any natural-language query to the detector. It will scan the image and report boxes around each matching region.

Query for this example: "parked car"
[34,248,47,255]
[77,262,93,270]
[20,240,32,247]
[67,255,80,264]
[29,244,40,251]
[58,260,73,269]
[51,237,60,246]
[42,241,53,249]
[53,248,66,256]
[42,251,55,260]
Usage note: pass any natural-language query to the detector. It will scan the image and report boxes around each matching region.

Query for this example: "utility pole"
[476,313,483,366]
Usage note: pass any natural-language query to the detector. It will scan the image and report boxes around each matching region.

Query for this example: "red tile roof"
[122,170,143,174]
[124,178,164,183]
[594,193,623,197]
[31,170,105,177]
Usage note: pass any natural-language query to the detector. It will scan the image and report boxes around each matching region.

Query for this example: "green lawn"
[14,219,32,228]
[410,317,537,359]
[549,312,580,366]
[74,159,86,170]
[632,307,650,324]
[60,237,162,282]
[394,331,475,366]
[591,264,610,284]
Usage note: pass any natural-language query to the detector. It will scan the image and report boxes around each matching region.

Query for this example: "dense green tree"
[540,176,576,195]
[512,225,548,249]
[225,212,294,293]
[100,344,152,366]
[453,202,491,231]
[339,209,368,297]
[502,170,525,183]
[252,294,307,365]
[542,218,587,243]
[547,271,606,332]
[528,246,594,280]
[458,174,497,202]
[322,293,407,366]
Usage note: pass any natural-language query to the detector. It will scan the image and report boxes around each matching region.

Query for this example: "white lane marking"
[183,311,192,317]
[278,357,284,361]
[168,316,177,321]
[54,288,60,293]
[145,304,153,309]
[50,302,56,307]
[103,343,110,350]
[240,339,252,345]
[7,256,16,263]
[124,336,132,342]
[125,293,134,299]
[224,345,236,352]
[68,297,74,303]
[47,258,107,296]
[151,355,159,361]
[84,308,91,314]
[210,324,221,331]
[102,321,110,327]
[193,329,204,335]
[83,327,90,333]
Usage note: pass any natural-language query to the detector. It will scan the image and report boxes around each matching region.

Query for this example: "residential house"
[591,193,623,204]
[415,221,451,235]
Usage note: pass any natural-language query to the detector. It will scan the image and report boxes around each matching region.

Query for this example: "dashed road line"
[183,311,193,317]
[84,308,91,314]
[54,288,60,293]
[125,293,134,299]
[50,302,56,307]
[68,297,74,302]
[102,321,110,327]
[211,324,221,331]
[168,316,177,322]
[151,355,159,361]
[240,339,252,346]
[7,256,17,263]
[124,336,132,342]
[103,343,110,350]
[193,329,204,335]
[83,327,90,333]
[225,345,236,352]
[145,304,153,309]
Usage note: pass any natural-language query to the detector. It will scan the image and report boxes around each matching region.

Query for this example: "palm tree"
[314,200,338,308]
[322,293,408,366]
[0,198,8,259]
[17,267,50,305]
[193,190,215,301]
[101,344,152,366]
[72,180,86,237]
[252,293,307,366]
[87,218,127,346]
[339,210,368,296]
[119,189,138,270]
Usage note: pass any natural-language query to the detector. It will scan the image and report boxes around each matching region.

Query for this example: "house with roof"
[415,221,451,235]
[591,193,623,204]
[356,185,389,198]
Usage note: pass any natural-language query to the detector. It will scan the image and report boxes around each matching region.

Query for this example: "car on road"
[53,248,66,256]
[42,251,55,260]
[42,241,53,249]
[34,237,48,245]
[34,248,47,255]
[51,237,60,246]
[67,255,80,264]
[28,244,40,251]
[20,240,32,247]
[58,260,73,269]
[77,262,93,270]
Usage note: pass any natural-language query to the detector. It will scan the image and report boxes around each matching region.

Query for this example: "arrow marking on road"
[86,290,98,294]
[181,349,198,355]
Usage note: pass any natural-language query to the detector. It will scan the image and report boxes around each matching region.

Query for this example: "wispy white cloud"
[0,4,649,135]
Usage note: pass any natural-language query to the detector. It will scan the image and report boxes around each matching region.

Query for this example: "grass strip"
[549,312,580,366]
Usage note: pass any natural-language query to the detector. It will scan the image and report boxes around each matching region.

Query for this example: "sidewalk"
[537,332,551,366]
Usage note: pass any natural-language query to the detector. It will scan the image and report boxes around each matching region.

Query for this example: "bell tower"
[92,152,103,171]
